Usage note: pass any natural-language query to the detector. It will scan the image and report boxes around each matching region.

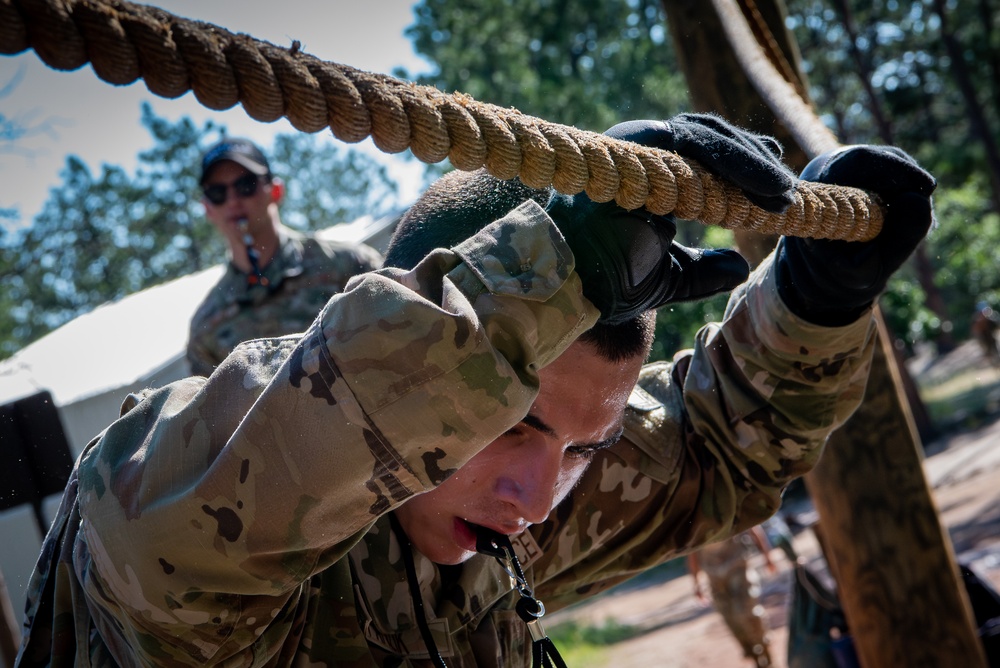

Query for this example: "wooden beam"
[660,0,986,664]
[805,314,986,666]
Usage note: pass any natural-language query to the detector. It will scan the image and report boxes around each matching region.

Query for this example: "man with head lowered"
[16,114,935,667]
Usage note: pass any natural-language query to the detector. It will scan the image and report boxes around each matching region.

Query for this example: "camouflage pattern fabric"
[16,200,877,667]
[186,224,383,377]
[700,535,772,666]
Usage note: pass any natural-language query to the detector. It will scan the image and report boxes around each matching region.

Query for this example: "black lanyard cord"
[237,217,270,288]
[388,512,449,668]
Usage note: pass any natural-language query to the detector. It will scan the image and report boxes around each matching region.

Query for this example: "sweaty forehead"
[534,342,642,444]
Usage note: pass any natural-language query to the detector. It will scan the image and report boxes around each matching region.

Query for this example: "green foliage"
[785,0,1000,191]
[880,276,931,351]
[924,178,1000,335]
[401,0,689,133]
[0,227,22,354]
[545,619,641,665]
[0,103,401,360]
[879,177,1000,350]
[270,133,400,230]
[880,176,1000,350]
[549,619,640,645]
[782,0,1000,355]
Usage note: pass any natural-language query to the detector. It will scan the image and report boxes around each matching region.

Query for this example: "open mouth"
[452,518,481,553]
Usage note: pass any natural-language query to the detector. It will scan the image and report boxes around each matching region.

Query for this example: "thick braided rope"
[0,0,882,240]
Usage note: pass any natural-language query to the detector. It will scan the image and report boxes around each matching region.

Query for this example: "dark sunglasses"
[202,173,261,205]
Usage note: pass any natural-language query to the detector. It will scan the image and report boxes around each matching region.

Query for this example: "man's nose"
[494,440,563,525]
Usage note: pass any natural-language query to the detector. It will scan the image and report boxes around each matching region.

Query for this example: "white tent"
[0,212,400,627]
[0,265,225,453]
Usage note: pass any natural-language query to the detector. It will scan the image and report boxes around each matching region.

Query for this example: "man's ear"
[269,177,285,204]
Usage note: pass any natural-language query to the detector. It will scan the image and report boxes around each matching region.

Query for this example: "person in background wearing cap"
[186,137,384,377]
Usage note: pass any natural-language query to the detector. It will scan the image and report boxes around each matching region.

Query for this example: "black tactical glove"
[604,113,797,212]
[546,113,800,324]
[547,192,750,324]
[775,145,936,326]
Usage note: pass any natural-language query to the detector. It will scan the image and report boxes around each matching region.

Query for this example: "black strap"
[534,637,568,668]
[388,513,448,668]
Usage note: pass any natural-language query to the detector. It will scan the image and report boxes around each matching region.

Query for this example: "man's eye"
[565,445,597,460]
[566,445,597,459]
[566,436,619,459]
[502,425,525,439]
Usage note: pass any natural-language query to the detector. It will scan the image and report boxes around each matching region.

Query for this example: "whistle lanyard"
[387,513,568,668]
[237,218,270,288]
[476,528,568,668]
[388,513,449,668]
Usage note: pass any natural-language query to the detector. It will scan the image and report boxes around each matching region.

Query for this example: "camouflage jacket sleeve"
[526,254,877,609]
[68,201,598,666]
[186,317,221,377]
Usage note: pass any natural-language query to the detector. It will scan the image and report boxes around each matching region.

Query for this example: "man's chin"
[434,549,478,566]
[410,539,476,566]
[396,510,482,565]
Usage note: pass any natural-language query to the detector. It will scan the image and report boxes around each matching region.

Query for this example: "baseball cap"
[200,138,271,184]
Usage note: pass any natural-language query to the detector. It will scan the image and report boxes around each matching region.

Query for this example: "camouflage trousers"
[708,565,772,667]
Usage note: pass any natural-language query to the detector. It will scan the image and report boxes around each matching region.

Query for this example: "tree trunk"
[931,0,1000,214]
[978,0,1000,116]
[661,0,810,170]
[660,0,984,665]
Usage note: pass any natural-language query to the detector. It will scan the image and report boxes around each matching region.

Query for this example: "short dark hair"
[579,312,656,363]
[386,169,654,363]
[384,169,550,271]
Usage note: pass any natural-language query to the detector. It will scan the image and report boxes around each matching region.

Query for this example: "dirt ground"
[546,342,1000,667]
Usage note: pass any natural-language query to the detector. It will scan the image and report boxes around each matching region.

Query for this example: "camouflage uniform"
[699,534,772,666]
[16,200,876,667]
[186,224,383,377]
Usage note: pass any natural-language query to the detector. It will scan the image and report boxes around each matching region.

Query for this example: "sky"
[0,0,433,232]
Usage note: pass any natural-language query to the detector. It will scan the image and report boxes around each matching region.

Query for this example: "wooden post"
[660,1,987,664]
[804,314,986,667]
